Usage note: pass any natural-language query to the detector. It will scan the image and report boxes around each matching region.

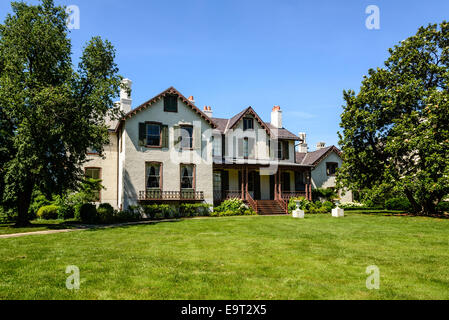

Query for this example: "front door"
[248,171,261,200]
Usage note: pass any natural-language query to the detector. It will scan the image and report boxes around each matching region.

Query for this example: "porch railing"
[213,190,243,202]
[139,190,204,201]
[280,192,307,201]
[246,192,258,213]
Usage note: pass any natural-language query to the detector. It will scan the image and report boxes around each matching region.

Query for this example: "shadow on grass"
[350,210,449,219]
[74,218,185,232]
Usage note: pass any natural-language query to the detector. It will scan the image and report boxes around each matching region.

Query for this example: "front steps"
[255,200,286,215]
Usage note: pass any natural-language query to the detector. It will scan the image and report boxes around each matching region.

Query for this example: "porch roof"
[213,158,312,169]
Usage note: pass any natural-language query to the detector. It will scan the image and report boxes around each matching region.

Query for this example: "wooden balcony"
[138,190,204,202]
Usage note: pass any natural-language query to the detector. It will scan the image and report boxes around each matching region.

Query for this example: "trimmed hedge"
[97,203,115,224]
[385,198,412,211]
[77,203,98,224]
[37,205,59,220]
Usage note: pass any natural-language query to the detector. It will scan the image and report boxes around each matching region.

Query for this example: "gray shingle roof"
[296,146,342,167]
[212,109,300,141]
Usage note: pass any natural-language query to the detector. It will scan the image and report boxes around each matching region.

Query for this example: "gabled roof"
[228,107,271,135]
[212,107,300,140]
[296,146,342,168]
[115,87,216,131]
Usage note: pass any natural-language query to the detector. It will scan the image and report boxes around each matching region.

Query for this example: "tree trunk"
[404,188,421,214]
[15,184,34,227]
[421,198,437,216]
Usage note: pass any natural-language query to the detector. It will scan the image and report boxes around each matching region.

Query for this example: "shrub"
[97,203,115,224]
[37,205,60,220]
[214,198,250,216]
[385,198,412,211]
[57,205,75,220]
[437,201,449,213]
[210,208,256,217]
[29,190,51,219]
[322,201,335,212]
[116,206,142,222]
[77,203,98,224]
[180,203,211,217]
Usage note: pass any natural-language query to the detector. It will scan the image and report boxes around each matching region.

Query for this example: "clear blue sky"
[1,0,448,149]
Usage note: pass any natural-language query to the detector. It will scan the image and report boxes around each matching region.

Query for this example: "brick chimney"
[203,106,213,118]
[188,96,195,104]
[271,105,282,128]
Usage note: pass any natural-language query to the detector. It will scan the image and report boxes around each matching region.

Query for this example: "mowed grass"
[0,213,448,300]
[0,220,78,235]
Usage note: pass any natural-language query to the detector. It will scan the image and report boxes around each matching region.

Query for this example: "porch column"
[274,171,278,200]
[278,169,282,200]
[245,167,249,201]
[241,167,245,200]
[307,169,312,201]
[305,174,309,201]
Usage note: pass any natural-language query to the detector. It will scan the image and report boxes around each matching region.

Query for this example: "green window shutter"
[161,125,169,148]
[193,126,201,150]
[221,135,226,157]
[173,125,181,150]
[139,123,146,146]
[284,141,289,160]
[238,138,244,158]
[248,138,255,159]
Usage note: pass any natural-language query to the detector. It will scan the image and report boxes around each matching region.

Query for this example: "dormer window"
[243,118,254,131]
[164,94,178,112]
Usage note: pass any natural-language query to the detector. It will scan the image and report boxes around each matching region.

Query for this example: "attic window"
[243,118,254,131]
[164,94,178,112]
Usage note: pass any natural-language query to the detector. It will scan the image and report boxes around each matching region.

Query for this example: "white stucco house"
[83,79,350,214]
[295,139,353,203]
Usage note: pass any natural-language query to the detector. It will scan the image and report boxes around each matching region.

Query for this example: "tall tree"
[0,0,122,226]
[338,22,449,215]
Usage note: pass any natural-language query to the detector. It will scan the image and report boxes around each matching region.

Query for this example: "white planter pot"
[332,208,345,217]
[292,210,305,219]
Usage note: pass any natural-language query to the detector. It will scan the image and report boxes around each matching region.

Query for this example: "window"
[180,164,195,190]
[212,135,221,157]
[243,118,254,131]
[146,163,161,190]
[147,123,161,146]
[164,94,178,112]
[295,172,305,191]
[85,168,101,201]
[326,162,338,176]
[277,141,289,160]
[180,125,193,149]
[87,147,99,155]
[243,138,249,158]
[277,141,283,160]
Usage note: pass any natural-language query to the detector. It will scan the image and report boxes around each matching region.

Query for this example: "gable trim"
[115,87,216,132]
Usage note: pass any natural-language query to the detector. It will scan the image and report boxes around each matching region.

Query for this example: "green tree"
[338,22,449,215]
[0,0,122,226]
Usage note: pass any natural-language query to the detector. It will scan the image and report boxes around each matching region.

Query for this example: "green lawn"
[0,212,448,300]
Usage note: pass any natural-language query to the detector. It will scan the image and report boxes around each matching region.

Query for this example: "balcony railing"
[139,190,204,201]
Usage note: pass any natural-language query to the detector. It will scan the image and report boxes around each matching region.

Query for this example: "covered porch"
[213,163,312,214]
